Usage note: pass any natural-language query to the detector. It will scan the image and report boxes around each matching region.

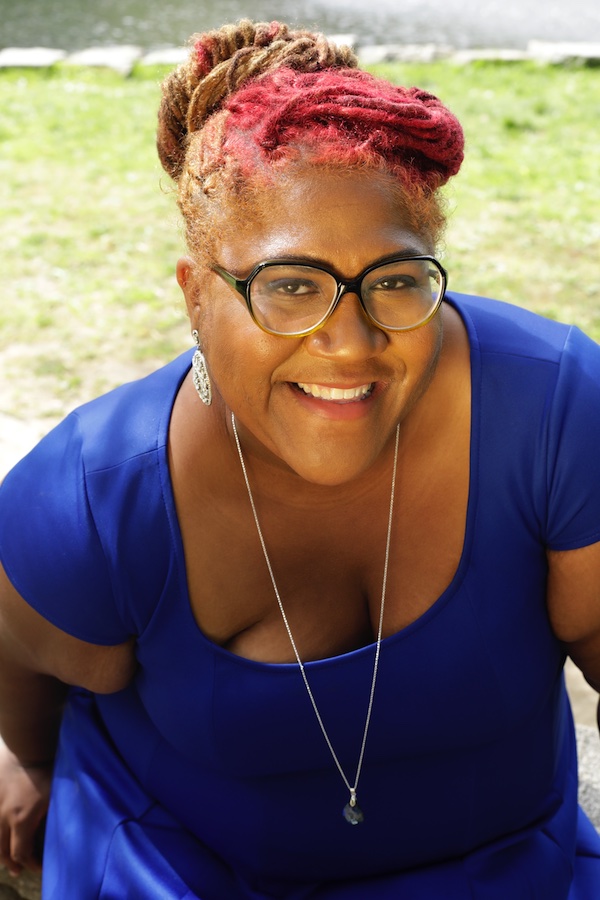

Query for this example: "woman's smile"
[294,382,374,402]
[288,379,379,421]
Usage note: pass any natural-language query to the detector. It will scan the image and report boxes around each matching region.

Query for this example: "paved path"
[1,40,600,76]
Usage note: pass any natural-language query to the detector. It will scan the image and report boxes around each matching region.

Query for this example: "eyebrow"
[252,248,431,271]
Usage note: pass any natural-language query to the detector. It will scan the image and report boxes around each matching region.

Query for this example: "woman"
[0,19,599,899]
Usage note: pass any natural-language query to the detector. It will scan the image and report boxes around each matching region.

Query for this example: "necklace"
[231,412,399,825]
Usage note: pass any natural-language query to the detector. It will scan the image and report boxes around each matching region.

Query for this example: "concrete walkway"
[0,40,599,76]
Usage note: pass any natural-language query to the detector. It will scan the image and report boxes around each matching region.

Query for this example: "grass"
[0,60,599,422]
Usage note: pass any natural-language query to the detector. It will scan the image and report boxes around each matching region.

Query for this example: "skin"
[0,167,599,876]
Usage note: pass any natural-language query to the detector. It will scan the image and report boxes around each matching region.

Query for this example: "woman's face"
[179,168,444,486]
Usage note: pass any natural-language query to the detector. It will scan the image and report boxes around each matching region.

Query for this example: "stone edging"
[0,39,599,76]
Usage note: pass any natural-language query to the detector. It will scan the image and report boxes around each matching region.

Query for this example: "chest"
[176,426,470,663]
[129,456,562,873]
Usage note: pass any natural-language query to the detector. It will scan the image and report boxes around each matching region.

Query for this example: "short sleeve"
[545,326,600,550]
[0,412,131,644]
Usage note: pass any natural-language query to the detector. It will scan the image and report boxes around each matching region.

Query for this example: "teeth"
[296,382,372,401]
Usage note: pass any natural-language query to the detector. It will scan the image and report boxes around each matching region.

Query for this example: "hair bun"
[157,20,357,181]
[193,20,294,78]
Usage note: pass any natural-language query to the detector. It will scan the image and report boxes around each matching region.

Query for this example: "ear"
[176,255,195,292]
[176,256,201,322]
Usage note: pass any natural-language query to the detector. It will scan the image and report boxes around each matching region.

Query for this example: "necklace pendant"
[343,792,364,825]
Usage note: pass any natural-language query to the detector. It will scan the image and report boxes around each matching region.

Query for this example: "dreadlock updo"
[157,19,465,260]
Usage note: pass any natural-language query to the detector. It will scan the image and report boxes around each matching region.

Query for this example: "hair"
[157,19,465,262]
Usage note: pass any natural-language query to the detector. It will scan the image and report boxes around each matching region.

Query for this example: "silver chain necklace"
[231,412,400,825]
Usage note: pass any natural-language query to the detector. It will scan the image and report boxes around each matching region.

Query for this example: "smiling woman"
[1,17,600,900]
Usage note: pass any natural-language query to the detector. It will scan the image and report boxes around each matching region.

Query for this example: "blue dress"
[1,293,600,898]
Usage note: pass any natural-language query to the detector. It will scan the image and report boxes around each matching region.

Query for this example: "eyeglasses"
[212,255,448,337]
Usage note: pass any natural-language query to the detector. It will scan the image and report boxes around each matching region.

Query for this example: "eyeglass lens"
[249,259,444,334]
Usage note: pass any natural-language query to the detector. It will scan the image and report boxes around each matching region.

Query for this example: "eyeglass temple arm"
[212,265,248,299]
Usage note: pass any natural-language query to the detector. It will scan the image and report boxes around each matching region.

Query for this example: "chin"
[283,446,383,487]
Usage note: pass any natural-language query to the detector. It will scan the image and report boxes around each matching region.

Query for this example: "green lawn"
[0,61,598,421]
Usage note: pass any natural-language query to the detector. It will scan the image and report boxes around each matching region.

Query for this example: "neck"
[224,406,401,512]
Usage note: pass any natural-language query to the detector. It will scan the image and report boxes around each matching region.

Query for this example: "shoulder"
[448,294,600,550]
[0,352,192,643]
[448,292,600,412]
[0,349,192,516]
[446,292,579,364]
[67,350,193,472]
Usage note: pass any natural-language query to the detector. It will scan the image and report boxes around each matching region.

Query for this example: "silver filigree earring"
[191,330,212,406]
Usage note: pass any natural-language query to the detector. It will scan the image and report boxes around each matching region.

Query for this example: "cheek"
[415,312,443,356]
[416,317,444,387]
[204,315,292,401]
[397,317,443,393]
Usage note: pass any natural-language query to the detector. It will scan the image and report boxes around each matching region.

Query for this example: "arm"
[0,652,63,878]
[547,541,600,707]
[0,562,136,874]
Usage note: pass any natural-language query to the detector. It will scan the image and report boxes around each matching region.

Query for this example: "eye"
[265,277,321,297]
[366,260,438,298]
[370,274,417,292]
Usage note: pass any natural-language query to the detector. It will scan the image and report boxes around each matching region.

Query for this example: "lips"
[295,382,374,402]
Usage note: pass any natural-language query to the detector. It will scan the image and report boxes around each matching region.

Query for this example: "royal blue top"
[1,293,600,899]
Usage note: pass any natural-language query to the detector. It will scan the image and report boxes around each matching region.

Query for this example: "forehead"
[215,168,432,274]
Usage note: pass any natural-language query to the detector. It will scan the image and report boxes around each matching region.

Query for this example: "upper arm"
[0,561,136,694]
[547,541,600,692]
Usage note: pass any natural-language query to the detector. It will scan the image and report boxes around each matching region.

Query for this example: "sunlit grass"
[0,61,598,421]
[0,66,187,419]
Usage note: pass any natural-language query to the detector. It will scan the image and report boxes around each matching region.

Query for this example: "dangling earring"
[191,330,212,406]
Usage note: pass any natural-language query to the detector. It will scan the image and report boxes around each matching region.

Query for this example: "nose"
[304,291,387,360]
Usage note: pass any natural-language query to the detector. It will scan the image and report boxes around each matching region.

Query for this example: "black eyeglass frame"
[211,254,448,337]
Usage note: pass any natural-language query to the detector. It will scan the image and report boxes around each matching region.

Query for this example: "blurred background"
[0,0,598,51]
